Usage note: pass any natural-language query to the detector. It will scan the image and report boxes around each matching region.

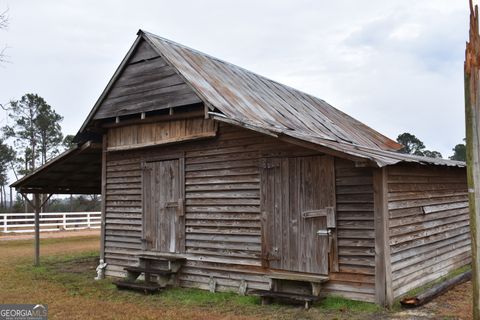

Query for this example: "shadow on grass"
[17,250,384,319]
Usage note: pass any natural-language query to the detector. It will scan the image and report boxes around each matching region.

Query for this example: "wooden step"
[125,266,176,276]
[136,251,187,262]
[266,271,329,283]
[114,280,163,294]
[250,289,320,309]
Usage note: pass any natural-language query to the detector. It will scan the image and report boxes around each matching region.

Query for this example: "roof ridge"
[140,29,332,104]
[140,30,399,149]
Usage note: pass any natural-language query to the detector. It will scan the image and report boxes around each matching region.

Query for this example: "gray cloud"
[0,0,469,159]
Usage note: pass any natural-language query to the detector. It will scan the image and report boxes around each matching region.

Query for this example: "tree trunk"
[465,1,480,319]
[0,185,3,209]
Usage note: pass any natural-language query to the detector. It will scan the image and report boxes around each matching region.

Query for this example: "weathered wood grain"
[94,39,201,120]
[386,164,470,300]
[107,117,217,151]
[103,123,377,302]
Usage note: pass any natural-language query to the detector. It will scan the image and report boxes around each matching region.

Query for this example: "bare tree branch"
[0,9,7,29]
[0,8,9,63]
[0,101,11,111]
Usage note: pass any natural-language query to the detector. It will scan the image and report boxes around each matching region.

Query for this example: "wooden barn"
[12,30,470,307]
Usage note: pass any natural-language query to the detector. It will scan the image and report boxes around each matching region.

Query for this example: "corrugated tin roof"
[141,31,402,152]
[209,114,464,167]
[77,30,464,168]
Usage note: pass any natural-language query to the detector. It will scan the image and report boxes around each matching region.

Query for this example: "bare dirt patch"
[0,229,100,241]
[51,256,97,274]
[416,281,472,320]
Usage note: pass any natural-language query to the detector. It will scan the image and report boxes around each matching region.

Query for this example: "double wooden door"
[260,155,335,275]
[142,158,185,253]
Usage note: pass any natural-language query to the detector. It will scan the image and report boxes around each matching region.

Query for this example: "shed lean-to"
[11,30,468,307]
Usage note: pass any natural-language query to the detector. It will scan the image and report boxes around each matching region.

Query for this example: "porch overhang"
[10,141,102,194]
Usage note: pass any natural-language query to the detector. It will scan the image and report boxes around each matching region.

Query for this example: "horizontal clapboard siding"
[387,165,470,298]
[104,122,376,301]
[327,159,375,302]
[104,157,143,268]
[184,144,262,265]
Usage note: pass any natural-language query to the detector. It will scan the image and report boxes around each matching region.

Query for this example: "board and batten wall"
[386,164,470,298]
[102,121,377,302]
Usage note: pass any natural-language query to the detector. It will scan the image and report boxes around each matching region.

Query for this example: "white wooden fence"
[0,212,101,233]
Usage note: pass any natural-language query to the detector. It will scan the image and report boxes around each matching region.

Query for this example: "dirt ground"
[0,234,474,319]
[0,229,100,241]
[415,281,472,320]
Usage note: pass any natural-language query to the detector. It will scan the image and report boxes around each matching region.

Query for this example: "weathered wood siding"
[94,39,202,120]
[103,121,377,301]
[327,160,375,301]
[107,118,217,151]
[387,165,470,298]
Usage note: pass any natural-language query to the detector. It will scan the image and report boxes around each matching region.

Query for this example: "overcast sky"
[0,0,469,158]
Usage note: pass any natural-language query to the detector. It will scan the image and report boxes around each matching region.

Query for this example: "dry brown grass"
[0,236,259,319]
[0,235,470,319]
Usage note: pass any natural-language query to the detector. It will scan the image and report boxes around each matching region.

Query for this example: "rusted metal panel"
[143,31,401,151]
[71,31,465,169]
[139,31,464,168]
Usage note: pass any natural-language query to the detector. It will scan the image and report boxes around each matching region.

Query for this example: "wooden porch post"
[95,134,108,280]
[99,135,107,262]
[34,193,41,267]
[373,167,393,307]
[20,192,53,267]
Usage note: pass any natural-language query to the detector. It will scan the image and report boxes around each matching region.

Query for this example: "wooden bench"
[125,266,176,276]
[250,289,321,309]
[266,271,329,296]
[114,280,163,294]
[136,251,187,273]
[266,271,329,283]
[124,265,176,282]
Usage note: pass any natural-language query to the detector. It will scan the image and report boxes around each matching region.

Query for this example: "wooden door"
[142,158,185,253]
[261,155,335,275]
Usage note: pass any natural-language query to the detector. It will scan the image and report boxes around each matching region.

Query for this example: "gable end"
[92,39,202,120]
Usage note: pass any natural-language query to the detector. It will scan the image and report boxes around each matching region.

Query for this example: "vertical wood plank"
[273,158,282,270]
[143,157,184,253]
[260,155,333,275]
[465,2,480,318]
[142,162,154,250]
[100,134,108,261]
[260,159,270,268]
[373,167,393,307]
[178,155,186,253]
[329,159,339,272]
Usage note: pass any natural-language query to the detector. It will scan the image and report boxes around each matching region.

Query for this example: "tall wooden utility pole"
[466,1,480,318]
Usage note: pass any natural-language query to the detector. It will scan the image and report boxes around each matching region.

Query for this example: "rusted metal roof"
[75,30,463,168]
[209,114,464,167]
[139,31,463,168]
[140,31,401,152]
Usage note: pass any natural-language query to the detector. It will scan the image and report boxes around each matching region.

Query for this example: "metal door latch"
[317,229,331,236]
